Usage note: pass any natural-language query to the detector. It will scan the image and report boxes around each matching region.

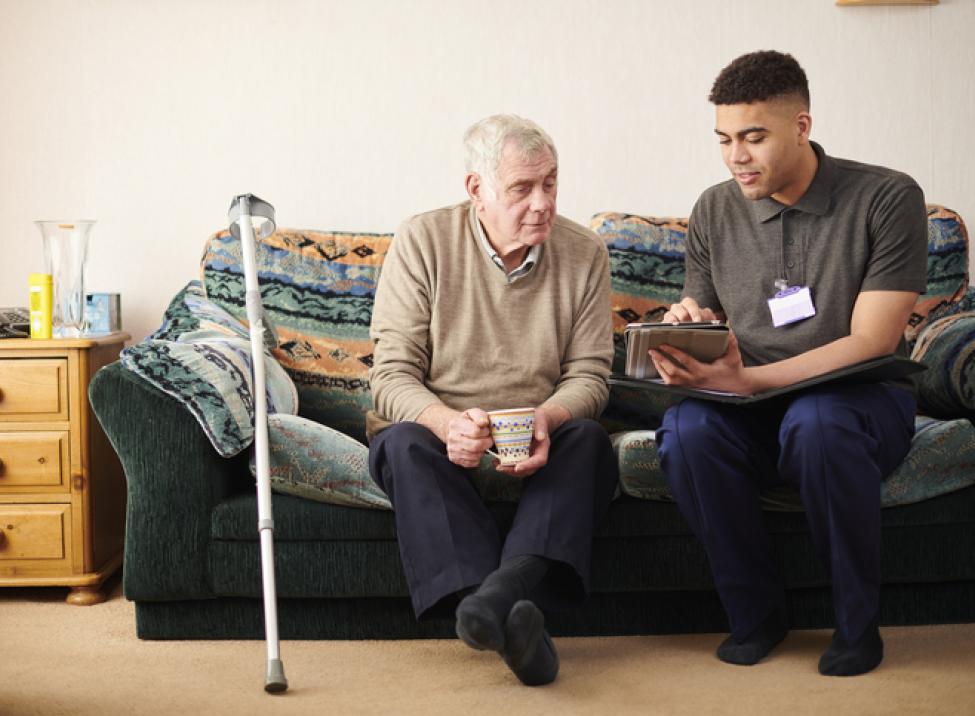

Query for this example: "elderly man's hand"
[444,408,494,469]
[493,406,560,478]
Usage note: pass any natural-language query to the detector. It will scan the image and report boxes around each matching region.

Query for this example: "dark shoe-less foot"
[501,600,559,686]
[716,604,789,666]
[455,556,551,653]
[455,594,505,652]
[818,622,883,676]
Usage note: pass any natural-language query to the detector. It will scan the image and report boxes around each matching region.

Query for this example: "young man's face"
[469,142,558,256]
[714,98,812,205]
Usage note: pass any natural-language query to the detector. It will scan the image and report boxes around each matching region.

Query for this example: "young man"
[653,51,928,676]
[367,114,618,686]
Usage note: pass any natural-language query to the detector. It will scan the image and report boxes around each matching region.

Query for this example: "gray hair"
[463,114,558,196]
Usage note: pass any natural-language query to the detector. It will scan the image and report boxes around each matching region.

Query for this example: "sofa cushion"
[612,415,975,510]
[254,413,390,509]
[249,413,528,508]
[911,310,975,419]
[907,205,970,344]
[590,213,688,375]
[201,228,391,444]
[590,213,689,431]
[120,281,298,457]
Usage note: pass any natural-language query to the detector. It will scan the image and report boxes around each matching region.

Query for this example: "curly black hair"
[709,50,809,107]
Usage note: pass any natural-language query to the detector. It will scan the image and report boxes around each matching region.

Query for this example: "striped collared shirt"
[474,219,539,284]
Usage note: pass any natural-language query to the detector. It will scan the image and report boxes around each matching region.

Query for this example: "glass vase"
[35,220,94,337]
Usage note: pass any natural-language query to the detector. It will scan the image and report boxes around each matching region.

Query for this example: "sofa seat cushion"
[206,488,975,599]
[120,281,298,457]
[202,228,392,444]
[613,415,975,510]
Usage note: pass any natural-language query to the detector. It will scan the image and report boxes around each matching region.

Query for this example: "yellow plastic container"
[28,272,53,339]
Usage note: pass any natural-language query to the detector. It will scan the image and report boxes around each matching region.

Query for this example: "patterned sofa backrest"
[201,228,391,444]
[591,204,970,375]
[198,205,969,441]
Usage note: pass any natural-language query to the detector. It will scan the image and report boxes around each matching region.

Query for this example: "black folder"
[608,354,927,405]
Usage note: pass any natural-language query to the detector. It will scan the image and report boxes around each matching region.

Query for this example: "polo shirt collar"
[751,141,834,223]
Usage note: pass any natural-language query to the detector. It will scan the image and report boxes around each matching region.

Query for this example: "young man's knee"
[779,393,865,451]
[659,401,725,455]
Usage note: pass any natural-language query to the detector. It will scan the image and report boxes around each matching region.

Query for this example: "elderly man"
[367,114,617,686]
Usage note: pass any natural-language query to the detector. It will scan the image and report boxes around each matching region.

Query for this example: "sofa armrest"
[89,361,249,601]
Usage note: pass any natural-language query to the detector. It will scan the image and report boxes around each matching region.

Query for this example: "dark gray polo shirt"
[683,142,928,367]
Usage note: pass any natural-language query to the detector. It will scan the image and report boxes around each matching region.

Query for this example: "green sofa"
[89,205,975,640]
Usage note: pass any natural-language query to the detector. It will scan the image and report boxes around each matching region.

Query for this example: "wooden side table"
[0,333,129,604]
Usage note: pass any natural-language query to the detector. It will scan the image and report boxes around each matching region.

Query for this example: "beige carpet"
[1,578,973,716]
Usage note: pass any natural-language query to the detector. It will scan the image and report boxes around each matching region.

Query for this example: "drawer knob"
[0,457,4,474]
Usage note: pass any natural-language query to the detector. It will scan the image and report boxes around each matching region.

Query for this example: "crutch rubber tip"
[265,659,288,693]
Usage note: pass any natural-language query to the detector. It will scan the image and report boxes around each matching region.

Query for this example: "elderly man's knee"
[376,422,442,462]
[558,418,610,445]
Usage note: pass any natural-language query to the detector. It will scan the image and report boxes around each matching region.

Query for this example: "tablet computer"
[624,322,730,379]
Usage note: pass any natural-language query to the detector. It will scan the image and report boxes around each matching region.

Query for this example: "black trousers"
[369,418,618,619]
[657,383,916,644]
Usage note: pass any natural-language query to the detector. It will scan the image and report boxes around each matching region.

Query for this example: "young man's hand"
[650,329,756,395]
[662,297,720,324]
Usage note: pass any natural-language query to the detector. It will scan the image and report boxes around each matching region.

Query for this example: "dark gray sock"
[455,555,550,652]
[818,621,884,676]
[716,604,789,666]
[501,600,559,686]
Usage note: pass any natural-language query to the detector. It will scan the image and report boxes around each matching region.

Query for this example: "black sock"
[818,620,884,676]
[716,604,789,666]
[501,600,559,686]
[455,555,550,652]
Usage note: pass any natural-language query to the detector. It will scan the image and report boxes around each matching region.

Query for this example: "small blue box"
[85,293,121,333]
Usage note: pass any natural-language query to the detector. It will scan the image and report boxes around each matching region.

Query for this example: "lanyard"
[777,210,807,289]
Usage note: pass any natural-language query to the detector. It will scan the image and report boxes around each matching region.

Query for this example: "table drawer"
[0,504,70,561]
[0,432,69,491]
[0,359,68,421]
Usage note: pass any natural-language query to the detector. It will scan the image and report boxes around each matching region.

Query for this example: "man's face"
[714,99,812,204]
[469,142,558,255]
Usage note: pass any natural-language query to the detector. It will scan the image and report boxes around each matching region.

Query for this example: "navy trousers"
[657,382,916,644]
[369,418,618,619]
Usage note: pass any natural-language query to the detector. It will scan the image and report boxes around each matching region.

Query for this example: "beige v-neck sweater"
[367,202,612,439]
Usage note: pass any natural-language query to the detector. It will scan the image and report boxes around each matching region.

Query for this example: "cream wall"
[1,0,973,342]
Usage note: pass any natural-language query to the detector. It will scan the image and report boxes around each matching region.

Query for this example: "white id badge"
[768,285,816,327]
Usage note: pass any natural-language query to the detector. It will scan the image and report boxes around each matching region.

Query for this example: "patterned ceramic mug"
[486,408,535,465]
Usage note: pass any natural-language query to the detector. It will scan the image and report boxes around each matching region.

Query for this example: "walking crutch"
[228,194,288,693]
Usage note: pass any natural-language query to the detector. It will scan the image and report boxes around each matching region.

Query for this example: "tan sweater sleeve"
[368,219,443,424]
[540,241,613,420]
